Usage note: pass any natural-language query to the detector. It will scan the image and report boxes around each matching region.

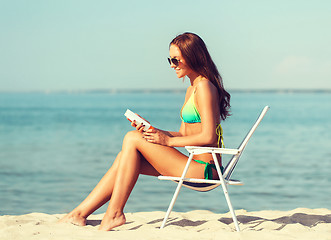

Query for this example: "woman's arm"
[160,121,185,137]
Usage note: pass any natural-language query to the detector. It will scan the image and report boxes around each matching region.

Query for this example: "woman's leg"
[58,152,122,225]
[98,130,205,230]
[58,150,160,225]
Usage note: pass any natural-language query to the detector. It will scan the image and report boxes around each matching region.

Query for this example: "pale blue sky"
[1,0,330,92]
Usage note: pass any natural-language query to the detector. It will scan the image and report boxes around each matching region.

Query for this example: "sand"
[1,208,330,240]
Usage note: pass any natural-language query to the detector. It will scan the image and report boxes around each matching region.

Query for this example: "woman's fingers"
[137,124,145,132]
[143,130,168,146]
[132,120,145,132]
[143,131,154,142]
[143,131,161,145]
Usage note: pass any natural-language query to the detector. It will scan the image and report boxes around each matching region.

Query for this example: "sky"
[0,0,330,92]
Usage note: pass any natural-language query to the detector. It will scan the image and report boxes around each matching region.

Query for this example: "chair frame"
[158,106,270,231]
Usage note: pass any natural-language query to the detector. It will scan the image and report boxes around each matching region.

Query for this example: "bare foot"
[58,212,87,226]
[98,212,126,231]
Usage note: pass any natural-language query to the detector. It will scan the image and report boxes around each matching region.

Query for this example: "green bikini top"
[180,88,224,148]
[181,89,201,123]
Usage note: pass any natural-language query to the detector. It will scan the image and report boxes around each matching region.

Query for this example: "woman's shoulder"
[195,78,218,96]
[194,78,219,110]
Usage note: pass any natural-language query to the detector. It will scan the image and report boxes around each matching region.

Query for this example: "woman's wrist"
[167,136,174,147]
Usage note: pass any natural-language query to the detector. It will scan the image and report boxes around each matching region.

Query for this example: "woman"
[59,32,231,231]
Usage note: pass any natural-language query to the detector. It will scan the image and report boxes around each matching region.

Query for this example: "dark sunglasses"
[167,57,181,66]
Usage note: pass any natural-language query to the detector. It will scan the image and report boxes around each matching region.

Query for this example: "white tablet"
[124,109,152,131]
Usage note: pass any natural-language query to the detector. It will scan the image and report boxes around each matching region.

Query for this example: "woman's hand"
[130,113,150,133]
[143,128,170,146]
[131,120,146,133]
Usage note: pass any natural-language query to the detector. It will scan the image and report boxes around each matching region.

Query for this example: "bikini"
[181,88,224,180]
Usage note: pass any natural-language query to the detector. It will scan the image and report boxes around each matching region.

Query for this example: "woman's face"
[169,44,193,79]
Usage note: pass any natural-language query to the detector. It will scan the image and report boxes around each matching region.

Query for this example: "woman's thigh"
[124,131,205,179]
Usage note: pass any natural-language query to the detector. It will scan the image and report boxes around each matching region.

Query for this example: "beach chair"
[158,106,270,231]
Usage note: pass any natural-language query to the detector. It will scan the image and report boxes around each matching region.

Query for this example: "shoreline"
[1,208,330,240]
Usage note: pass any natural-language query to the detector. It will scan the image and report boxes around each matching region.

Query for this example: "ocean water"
[0,91,330,215]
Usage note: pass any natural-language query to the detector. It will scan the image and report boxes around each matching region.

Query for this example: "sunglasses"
[167,57,181,66]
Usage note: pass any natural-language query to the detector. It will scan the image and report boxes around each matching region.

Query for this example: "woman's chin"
[176,73,185,78]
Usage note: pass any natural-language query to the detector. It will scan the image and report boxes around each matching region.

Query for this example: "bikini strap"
[194,159,224,179]
[216,124,224,148]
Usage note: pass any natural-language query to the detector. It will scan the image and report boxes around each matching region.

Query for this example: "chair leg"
[212,152,240,232]
[221,186,240,232]
[160,153,195,229]
[160,176,183,229]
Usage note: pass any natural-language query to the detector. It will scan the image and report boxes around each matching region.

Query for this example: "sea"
[0,91,330,215]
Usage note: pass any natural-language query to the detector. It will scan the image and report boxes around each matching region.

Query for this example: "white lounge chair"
[158,106,270,231]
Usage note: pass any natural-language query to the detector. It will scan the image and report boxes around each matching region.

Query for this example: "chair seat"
[158,176,243,192]
[178,181,220,192]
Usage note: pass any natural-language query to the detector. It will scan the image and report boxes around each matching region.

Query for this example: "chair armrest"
[185,146,240,155]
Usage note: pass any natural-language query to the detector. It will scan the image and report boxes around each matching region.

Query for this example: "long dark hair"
[170,32,231,120]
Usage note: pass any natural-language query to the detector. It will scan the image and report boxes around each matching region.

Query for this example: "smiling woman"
[168,46,189,79]
[169,33,231,120]
[58,32,231,231]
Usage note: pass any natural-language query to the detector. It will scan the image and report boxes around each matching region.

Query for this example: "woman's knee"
[123,130,143,147]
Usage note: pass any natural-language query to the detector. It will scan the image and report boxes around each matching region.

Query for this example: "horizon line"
[0,88,331,94]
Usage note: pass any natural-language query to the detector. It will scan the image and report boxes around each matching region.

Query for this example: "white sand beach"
[1,208,330,240]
